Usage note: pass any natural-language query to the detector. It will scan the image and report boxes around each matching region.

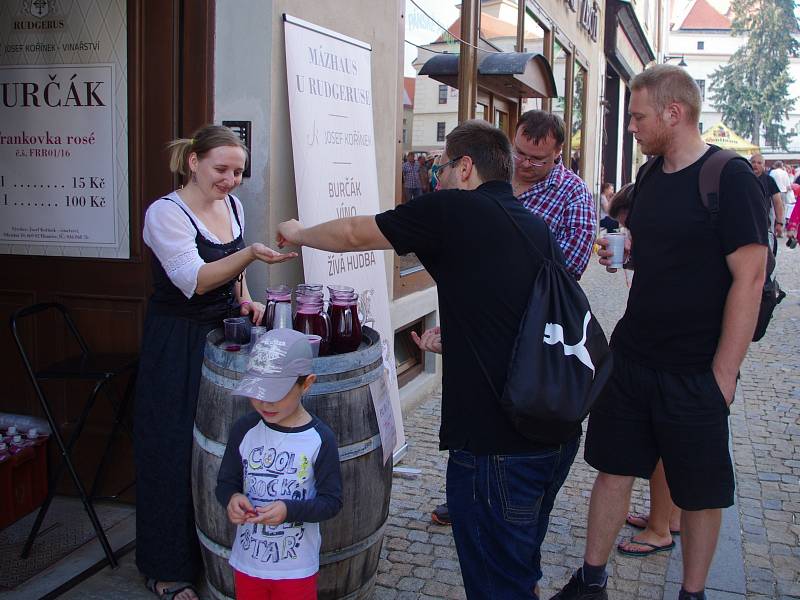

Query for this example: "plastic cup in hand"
[306,335,322,357]
[605,232,626,269]
[224,317,251,345]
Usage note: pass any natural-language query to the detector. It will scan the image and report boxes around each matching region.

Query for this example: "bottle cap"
[6,426,17,435]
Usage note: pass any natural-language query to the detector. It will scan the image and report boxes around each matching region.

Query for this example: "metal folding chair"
[9,302,139,567]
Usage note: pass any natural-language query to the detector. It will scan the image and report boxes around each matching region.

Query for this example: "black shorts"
[584,351,734,511]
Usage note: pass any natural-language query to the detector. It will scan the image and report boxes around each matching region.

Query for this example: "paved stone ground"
[731,244,800,600]
[376,244,800,600]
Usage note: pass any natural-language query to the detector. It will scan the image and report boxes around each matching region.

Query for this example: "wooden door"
[0,0,214,499]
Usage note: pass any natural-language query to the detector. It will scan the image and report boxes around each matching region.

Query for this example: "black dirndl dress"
[135,196,245,581]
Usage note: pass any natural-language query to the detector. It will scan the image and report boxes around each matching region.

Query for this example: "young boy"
[216,329,343,600]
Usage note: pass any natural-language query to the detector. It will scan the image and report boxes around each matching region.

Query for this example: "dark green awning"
[418,52,557,99]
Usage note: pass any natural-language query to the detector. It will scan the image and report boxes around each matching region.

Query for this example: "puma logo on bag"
[543,311,595,374]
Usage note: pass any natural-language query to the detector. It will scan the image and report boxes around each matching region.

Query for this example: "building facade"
[1,0,437,495]
[408,0,607,198]
[667,0,800,160]
[601,0,663,188]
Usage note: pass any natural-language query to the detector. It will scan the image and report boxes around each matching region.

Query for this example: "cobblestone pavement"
[732,245,800,600]
[376,245,800,600]
[49,246,800,600]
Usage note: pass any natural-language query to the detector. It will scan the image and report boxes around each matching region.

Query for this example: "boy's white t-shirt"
[216,413,342,580]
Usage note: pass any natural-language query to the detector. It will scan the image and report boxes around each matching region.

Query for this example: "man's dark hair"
[516,110,565,147]
[444,119,512,183]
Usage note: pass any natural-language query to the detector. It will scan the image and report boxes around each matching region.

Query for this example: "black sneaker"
[431,502,451,525]
[549,570,608,600]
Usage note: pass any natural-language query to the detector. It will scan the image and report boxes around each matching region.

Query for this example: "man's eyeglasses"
[512,151,549,168]
[430,155,463,188]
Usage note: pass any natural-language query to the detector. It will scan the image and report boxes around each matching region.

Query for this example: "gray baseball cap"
[233,328,313,403]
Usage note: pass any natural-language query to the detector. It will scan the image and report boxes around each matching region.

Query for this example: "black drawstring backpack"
[451,195,613,445]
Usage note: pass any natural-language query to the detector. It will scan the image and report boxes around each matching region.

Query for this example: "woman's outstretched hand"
[251,243,297,264]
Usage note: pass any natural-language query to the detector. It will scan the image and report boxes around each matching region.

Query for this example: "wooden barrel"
[191,326,392,600]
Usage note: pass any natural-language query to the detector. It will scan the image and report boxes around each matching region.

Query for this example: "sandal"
[626,512,680,536]
[431,502,451,526]
[145,578,199,600]
[617,536,676,557]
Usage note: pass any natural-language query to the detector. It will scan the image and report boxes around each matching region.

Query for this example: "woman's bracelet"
[240,300,251,307]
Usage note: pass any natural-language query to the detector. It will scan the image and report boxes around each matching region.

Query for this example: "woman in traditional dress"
[135,125,296,600]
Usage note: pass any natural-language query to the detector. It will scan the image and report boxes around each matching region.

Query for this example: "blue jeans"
[446,435,580,599]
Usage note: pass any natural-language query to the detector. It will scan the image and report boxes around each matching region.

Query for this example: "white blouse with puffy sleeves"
[143,191,244,299]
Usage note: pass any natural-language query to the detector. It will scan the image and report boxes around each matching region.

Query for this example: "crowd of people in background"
[401,151,437,201]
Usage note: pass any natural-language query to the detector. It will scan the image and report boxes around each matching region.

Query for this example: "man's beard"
[639,119,672,156]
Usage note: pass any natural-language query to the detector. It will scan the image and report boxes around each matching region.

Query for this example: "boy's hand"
[248,501,288,525]
[227,493,255,525]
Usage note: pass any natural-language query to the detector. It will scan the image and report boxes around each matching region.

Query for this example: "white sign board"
[284,15,404,462]
[0,65,116,247]
[0,0,129,258]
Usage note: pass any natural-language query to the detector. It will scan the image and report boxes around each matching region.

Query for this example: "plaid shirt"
[516,161,596,279]
[402,160,421,189]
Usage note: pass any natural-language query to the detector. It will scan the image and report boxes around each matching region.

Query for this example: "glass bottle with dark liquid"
[330,292,361,354]
[293,294,331,356]
[264,285,292,331]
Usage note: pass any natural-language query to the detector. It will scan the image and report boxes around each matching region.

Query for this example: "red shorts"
[234,569,317,600]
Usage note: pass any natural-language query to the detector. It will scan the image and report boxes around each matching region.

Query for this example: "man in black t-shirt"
[278,120,579,599]
[750,153,784,251]
[552,66,767,600]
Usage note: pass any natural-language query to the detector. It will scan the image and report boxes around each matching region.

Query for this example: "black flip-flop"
[626,512,680,536]
[617,537,676,557]
[145,578,199,600]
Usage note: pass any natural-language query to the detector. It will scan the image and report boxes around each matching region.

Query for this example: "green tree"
[709,0,798,149]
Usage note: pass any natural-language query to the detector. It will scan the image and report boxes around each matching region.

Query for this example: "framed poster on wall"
[0,0,129,258]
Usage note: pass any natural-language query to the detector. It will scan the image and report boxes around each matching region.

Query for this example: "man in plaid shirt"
[512,110,595,279]
[402,152,422,202]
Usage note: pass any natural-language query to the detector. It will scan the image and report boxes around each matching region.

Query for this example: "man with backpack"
[428,111,595,528]
[550,65,768,600]
[278,119,594,599]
